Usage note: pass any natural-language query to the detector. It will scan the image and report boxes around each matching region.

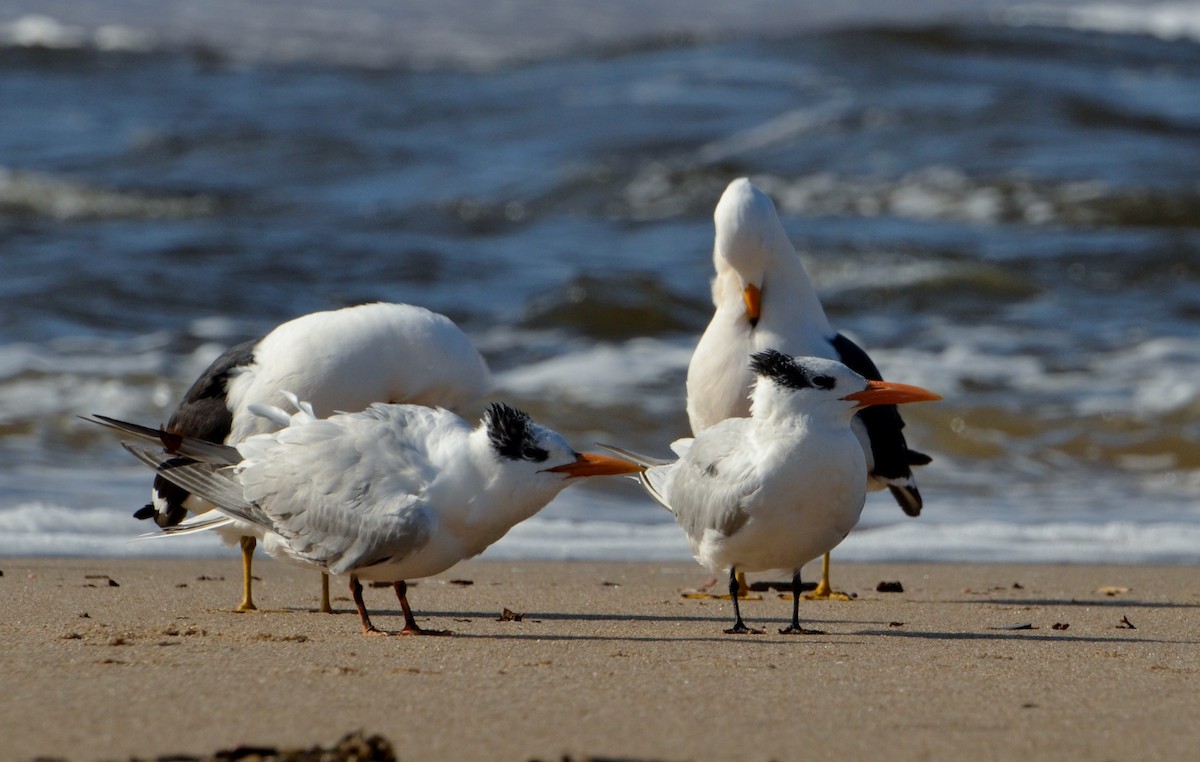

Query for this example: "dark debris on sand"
[534,755,683,762]
[123,731,395,762]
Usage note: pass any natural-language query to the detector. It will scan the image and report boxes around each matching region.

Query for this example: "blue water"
[2,1,1200,565]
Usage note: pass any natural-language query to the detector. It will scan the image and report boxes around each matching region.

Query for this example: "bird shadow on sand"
[332,607,752,626]
[302,607,866,643]
[940,597,1200,610]
[275,605,917,631]
[208,605,1193,645]
[396,607,878,629]
[266,605,1199,646]
[853,628,1196,646]
[264,606,729,629]
[445,631,859,645]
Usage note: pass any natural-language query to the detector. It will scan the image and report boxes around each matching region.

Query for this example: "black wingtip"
[888,485,923,517]
[87,414,185,453]
[907,449,933,467]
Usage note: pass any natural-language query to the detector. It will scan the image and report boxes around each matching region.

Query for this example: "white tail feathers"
[134,512,236,540]
[598,444,674,515]
[247,391,318,429]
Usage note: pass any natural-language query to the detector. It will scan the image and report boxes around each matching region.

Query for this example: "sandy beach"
[2,557,1198,761]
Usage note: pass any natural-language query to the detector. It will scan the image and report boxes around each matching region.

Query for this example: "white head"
[748,350,941,423]
[714,179,789,275]
[712,178,806,326]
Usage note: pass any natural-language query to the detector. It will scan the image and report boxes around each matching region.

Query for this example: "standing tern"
[136,302,492,612]
[686,178,932,599]
[93,397,642,636]
[613,350,940,634]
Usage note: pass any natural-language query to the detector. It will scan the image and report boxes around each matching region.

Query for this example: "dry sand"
[1,557,1198,761]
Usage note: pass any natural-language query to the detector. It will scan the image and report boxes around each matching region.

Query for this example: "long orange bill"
[742,283,762,326]
[842,380,942,409]
[544,452,645,478]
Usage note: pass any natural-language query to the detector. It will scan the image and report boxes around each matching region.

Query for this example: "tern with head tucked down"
[612,350,940,634]
[93,398,641,636]
[137,302,493,613]
[687,178,933,599]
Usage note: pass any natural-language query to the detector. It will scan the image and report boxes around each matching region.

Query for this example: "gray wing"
[273,491,435,577]
[660,419,761,542]
[88,415,241,464]
[122,443,257,524]
[232,404,460,575]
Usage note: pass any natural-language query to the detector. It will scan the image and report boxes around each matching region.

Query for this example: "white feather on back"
[686,180,835,434]
[225,302,491,443]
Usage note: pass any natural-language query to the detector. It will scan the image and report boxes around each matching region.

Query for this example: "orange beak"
[842,380,942,409]
[544,452,645,478]
[743,283,761,327]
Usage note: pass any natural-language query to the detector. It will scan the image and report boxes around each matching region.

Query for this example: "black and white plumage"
[92,396,642,636]
[137,302,493,612]
[613,351,940,634]
[685,178,932,596]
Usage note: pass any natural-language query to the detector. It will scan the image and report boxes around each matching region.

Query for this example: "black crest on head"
[484,403,549,462]
[749,349,836,391]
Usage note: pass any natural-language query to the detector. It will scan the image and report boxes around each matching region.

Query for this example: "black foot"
[779,625,825,635]
[724,623,765,635]
[401,624,453,637]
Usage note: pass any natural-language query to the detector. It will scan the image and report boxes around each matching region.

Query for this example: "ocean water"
[2,0,1199,566]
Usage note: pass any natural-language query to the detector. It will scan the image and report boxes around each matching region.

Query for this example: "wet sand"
[2,557,1198,760]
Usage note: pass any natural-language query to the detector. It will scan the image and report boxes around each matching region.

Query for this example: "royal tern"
[93,397,642,636]
[136,302,492,612]
[614,350,939,634]
[686,178,932,599]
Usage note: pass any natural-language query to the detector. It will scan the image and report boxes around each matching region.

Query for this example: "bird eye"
[813,375,835,390]
[522,446,548,462]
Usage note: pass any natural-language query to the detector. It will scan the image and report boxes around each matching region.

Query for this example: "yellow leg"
[236,536,257,611]
[319,572,332,613]
[682,570,762,600]
[805,553,853,601]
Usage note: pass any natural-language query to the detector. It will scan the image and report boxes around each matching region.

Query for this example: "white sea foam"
[0,345,165,427]
[696,102,852,165]
[622,163,1126,227]
[0,2,1073,69]
[838,520,1200,564]
[491,473,1200,564]
[1008,2,1200,44]
[866,328,1200,419]
[493,337,693,412]
[0,14,87,48]
[759,168,1114,226]
[0,334,236,429]
[0,166,217,221]
[1074,337,1200,416]
[483,517,693,562]
[0,503,221,557]
[6,479,1200,564]
[0,14,154,51]
[93,23,155,51]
